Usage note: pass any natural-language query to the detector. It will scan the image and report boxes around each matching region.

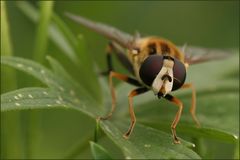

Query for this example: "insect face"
[65,12,229,143]
[139,55,186,97]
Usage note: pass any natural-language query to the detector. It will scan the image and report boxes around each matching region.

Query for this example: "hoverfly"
[65,12,230,144]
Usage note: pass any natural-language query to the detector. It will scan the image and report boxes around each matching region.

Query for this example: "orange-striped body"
[127,37,185,83]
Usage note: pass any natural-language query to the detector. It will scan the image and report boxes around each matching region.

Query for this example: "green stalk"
[1,1,24,159]
[33,1,54,63]
[28,1,54,158]
[1,1,17,90]
[234,141,239,159]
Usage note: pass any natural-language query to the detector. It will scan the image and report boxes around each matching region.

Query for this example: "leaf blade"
[90,141,113,160]
[100,121,200,159]
[1,87,69,111]
[33,1,54,63]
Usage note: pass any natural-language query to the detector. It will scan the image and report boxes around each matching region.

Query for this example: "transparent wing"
[65,12,133,48]
[180,45,233,65]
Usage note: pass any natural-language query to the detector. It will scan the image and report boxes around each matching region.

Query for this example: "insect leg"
[101,42,114,75]
[99,71,142,120]
[164,94,183,144]
[123,87,149,139]
[181,83,201,127]
[101,42,134,75]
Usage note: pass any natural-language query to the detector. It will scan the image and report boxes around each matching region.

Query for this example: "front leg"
[181,83,201,127]
[99,71,142,120]
[101,42,114,75]
[164,94,183,144]
[101,42,134,75]
[123,87,149,139]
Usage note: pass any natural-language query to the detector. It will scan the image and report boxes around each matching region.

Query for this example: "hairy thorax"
[127,37,185,83]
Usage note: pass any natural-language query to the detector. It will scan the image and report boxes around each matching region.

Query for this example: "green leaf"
[90,141,112,160]
[16,1,77,63]
[16,2,101,102]
[51,12,78,48]
[112,54,239,144]
[1,56,99,117]
[1,55,201,159]
[33,1,54,63]
[234,141,239,159]
[1,88,70,111]
[100,121,200,159]
[1,1,17,90]
[1,1,13,56]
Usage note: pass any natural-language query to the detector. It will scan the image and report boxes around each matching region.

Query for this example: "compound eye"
[139,55,163,86]
[172,58,186,91]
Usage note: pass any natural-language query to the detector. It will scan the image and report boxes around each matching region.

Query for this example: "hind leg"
[181,83,201,127]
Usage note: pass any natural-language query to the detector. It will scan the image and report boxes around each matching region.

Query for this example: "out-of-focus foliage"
[1,1,239,159]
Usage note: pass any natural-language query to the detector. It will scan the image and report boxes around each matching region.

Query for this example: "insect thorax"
[127,37,184,85]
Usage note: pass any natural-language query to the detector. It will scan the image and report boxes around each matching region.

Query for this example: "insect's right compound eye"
[139,55,164,86]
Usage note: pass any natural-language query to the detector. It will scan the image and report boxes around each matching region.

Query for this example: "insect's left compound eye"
[139,55,163,86]
[172,58,186,91]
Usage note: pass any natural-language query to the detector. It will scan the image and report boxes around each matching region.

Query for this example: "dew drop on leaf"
[59,86,65,91]
[17,63,23,68]
[74,98,80,104]
[43,91,48,95]
[28,94,34,98]
[40,70,45,74]
[14,96,19,100]
[18,94,23,98]
[144,144,151,148]
[58,96,63,101]
[56,100,61,104]
[27,67,33,71]
[70,90,75,96]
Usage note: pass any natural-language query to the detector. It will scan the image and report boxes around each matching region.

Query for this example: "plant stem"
[33,1,54,63]
[1,2,24,159]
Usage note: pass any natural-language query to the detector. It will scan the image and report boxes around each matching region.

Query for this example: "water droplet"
[104,125,112,134]
[28,94,33,98]
[82,105,86,109]
[56,100,61,104]
[47,104,52,107]
[14,96,19,100]
[44,78,50,83]
[58,96,63,101]
[18,94,23,98]
[70,90,75,96]
[17,64,23,68]
[59,87,64,91]
[74,99,80,104]
[233,135,239,139]
[41,70,45,74]
[144,144,151,148]
[27,67,33,71]
[15,102,20,106]
[43,91,48,95]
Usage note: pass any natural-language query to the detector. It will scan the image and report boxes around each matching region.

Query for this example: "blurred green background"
[1,1,239,159]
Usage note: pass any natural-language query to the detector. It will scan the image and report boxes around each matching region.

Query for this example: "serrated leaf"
[1,88,69,111]
[100,121,200,159]
[1,56,100,116]
[133,92,239,143]
[90,141,112,160]
[16,1,101,102]
[110,54,239,144]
